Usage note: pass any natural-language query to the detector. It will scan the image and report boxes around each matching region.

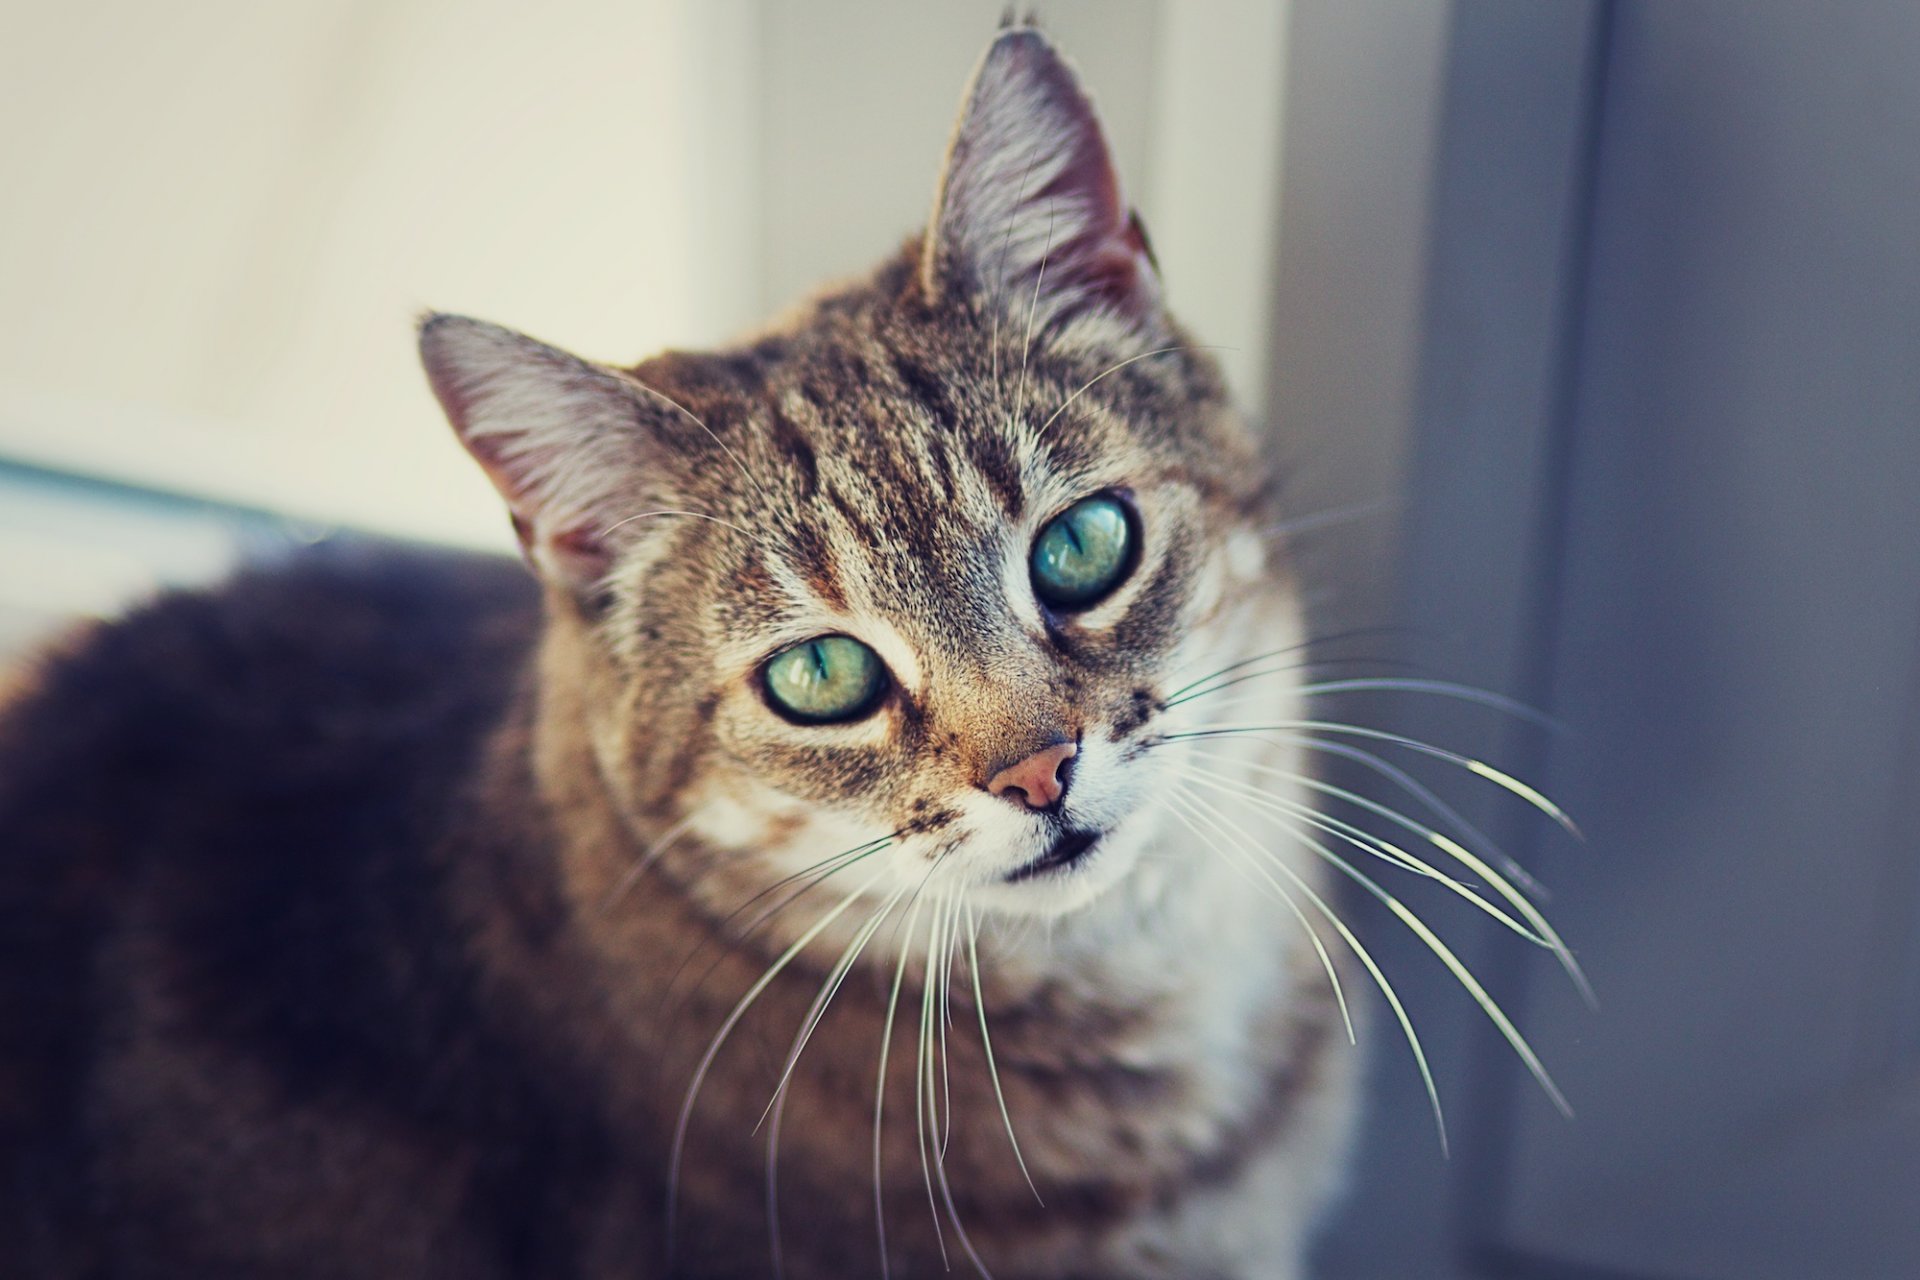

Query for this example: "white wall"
[0,0,756,549]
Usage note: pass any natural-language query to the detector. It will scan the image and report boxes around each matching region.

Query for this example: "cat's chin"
[964,817,1151,920]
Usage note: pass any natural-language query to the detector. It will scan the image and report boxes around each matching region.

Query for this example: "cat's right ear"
[419,313,658,595]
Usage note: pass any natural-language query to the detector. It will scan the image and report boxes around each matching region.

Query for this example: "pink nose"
[986,740,1078,811]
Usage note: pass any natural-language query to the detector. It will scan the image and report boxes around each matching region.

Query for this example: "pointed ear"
[922,27,1160,336]
[419,313,659,594]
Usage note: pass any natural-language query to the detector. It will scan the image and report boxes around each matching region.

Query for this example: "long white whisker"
[1181,747,1592,1005]
[1227,731,1549,901]
[1163,786,1445,1146]
[1160,721,1580,837]
[874,891,929,1280]
[1013,200,1058,430]
[914,895,949,1269]
[1302,677,1558,727]
[937,894,957,1159]
[667,867,888,1249]
[1160,663,1361,711]
[759,885,910,1134]
[765,887,908,1279]
[990,148,1041,412]
[600,814,694,914]
[1159,793,1355,1046]
[921,892,992,1276]
[663,835,897,1016]
[620,379,757,490]
[1181,771,1572,1119]
[1258,496,1399,544]
[1154,747,1416,874]
[1162,761,1551,948]
[1156,627,1402,703]
[602,508,769,548]
[1033,344,1234,442]
[964,901,1042,1203]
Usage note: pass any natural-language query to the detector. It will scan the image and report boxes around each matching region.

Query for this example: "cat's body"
[0,542,1352,1279]
[1,29,1364,1279]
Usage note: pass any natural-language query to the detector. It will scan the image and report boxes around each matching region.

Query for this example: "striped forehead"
[725,416,1113,667]
[687,328,1150,649]
[802,426,1034,627]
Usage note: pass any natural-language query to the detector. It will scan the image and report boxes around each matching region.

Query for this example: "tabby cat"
[0,24,1573,1280]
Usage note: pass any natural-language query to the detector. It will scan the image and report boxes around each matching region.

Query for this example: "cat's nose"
[985,739,1078,812]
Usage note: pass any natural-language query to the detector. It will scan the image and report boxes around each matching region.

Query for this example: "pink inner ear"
[550,524,609,565]
[452,421,613,584]
[1035,148,1155,324]
[508,509,612,588]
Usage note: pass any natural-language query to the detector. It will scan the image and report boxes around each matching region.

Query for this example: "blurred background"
[2,1,1915,1276]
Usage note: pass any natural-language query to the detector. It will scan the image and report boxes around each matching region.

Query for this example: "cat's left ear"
[921,26,1161,336]
[419,313,666,597]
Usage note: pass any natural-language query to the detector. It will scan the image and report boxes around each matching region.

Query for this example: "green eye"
[763,635,887,723]
[1031,494,1136,609]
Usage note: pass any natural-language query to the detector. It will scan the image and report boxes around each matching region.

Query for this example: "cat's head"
[421,27,1296,920]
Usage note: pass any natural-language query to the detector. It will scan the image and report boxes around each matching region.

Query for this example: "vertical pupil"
[811,642,829,682]
[1032,496,1131,608]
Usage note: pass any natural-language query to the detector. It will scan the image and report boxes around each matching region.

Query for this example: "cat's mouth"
[1004,828,1102,882]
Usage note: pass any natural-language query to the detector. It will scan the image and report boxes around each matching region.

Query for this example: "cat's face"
[422,30,1288,920]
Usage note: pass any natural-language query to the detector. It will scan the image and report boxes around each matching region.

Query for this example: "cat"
[0,23,1542,1279]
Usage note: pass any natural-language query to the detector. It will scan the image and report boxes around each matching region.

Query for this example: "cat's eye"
[1030,493,1137,610]
[762,635,888,723]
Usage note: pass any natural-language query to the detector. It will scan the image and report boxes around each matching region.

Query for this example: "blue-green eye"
[763,635,887,723]
[1031,494,1136,609]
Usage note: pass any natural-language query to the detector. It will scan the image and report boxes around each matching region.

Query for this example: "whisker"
[964,900,1042,1203]
[1162,760,1551,948]
[1013,200,1059,430]
[760,884,911,1131]
[1158,721,1580,837]
[937,894,956,1159]
[989,148,1041,412]
[668,867,890,1255]
[874,892,930,1280]
[907,890,994,1277]
[1258,496,1399,544]
[1159,792,1355,1046]
[1157,658,1421,715]
[1157,626,1405,704]
[619,379,757,491]
[599,814,694,915]
[1162,787,1443,1145]
[1180,771,1572,1119]
[765,885,909,1278]
[1033,344,1235,442]
[914,896,949,1269]
[1221,730,1549,900]
[601,508,772,550]
[660,835,899,1021]
[1179,747,1592,1005]
[1300,677,1559,729]
[927,889,992,1275]
[1168,670,1550,722]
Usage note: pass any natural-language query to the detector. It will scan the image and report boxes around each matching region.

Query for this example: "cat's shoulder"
[0,539,538,762]
[0,540,542,866]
